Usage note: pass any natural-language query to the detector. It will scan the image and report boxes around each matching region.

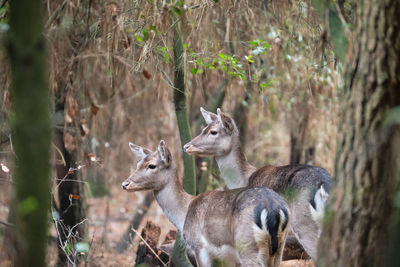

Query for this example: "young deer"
[122,140,290,267]
[184,108,331,260]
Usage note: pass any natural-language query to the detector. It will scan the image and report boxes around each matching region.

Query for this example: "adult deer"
[184,108,330,260]
[122,140,290,267]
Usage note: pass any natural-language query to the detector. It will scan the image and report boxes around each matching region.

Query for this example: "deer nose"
[183,143,191,152]
[122,182,129,190]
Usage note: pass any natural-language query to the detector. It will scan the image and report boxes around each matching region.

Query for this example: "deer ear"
[157,140,171,167]
[217,108,235,134]
[200,107,218,124]
[129,142,150,160]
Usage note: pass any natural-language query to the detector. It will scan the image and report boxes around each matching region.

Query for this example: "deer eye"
[148,164,156,169]
[210,130,218,135]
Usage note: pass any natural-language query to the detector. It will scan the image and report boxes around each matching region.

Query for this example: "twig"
[131,227,168,267]
[54,178,89,184]
[9,134,13,153]
[0,220,14,227]
[53,142,66,166]
[45,0,67,29]
[160,70,185,94]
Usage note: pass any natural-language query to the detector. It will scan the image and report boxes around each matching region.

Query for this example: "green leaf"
[142,28,149,41]
[135,35,143,42]
[263,43,271,49]
[191,68,198,75]
[172,6,181,15]
[164,53,169,64]
[64,242,74,254]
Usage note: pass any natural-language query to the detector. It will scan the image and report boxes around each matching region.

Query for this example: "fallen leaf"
[142,69,151,79]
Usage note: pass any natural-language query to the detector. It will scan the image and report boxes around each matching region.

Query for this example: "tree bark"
[318,1,400,266]
[7,0,51,266]
[171,12,195,267]
[172,13,196,195]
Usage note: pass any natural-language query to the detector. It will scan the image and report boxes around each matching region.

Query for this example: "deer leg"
[195,248,212,267]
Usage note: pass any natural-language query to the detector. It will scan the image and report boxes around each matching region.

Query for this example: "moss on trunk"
[7,0,51,265]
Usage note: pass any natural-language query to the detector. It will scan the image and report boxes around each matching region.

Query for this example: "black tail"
[254,206,288,255]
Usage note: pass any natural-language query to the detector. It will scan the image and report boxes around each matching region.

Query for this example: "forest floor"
[0,184,314,266]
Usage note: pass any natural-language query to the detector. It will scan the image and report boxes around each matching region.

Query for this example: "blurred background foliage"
[0,0,350,265]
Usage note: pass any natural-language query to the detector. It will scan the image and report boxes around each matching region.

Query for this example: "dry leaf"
[91,104,100,115]
[64,132,77,153]
[143,69,151,79]
[66,96,78,120]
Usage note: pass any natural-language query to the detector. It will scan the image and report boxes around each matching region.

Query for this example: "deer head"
[184,107,238,157]
[122,140,174,192]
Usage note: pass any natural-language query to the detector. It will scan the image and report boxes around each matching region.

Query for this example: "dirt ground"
[0,184,314,266]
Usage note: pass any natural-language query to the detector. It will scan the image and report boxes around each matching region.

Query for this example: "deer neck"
[215,137,256,189]
[153,170,194,232]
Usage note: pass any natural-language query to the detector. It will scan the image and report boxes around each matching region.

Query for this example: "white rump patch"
[310,185,329,234]
[253,209,269,244]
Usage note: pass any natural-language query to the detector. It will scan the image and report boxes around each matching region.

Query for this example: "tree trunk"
[318,1,400,266]
[171,12,195,267]
[115,192,154,253]
[7,0,51,266]
[54,126,87,266]
[172,13,196,195]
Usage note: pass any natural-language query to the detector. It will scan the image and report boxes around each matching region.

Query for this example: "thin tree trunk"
[172,13,196,195]
[7,0,51,265]
[115,192,154,253]
[54,126,87,266]
[318,1,400,266]
[171,12,194,267]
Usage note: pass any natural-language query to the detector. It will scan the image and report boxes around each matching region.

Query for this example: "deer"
[183,107,331,260]
[122,140,290,267]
